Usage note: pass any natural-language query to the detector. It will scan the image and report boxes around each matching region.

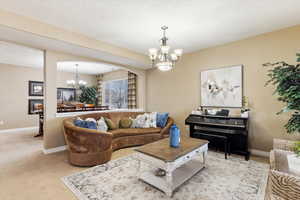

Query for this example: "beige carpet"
[0,129,268,200]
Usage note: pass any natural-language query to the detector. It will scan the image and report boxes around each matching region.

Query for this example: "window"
[103,79,128,109]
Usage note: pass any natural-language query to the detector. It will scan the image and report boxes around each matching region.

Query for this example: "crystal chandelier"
[66,64,87,88]
[148,26,183,71]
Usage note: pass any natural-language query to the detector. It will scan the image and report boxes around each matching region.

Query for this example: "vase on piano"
[170,124,181,148]
[241,111,249,118]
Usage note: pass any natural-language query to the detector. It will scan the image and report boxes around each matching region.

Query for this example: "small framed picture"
[28,99,44,115]
[29,81,44,96]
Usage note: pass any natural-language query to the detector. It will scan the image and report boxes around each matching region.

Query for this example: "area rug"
[62,152,269,200]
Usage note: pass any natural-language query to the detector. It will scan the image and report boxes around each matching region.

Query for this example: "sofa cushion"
[157,112,169,128]
[145,112,157,128]
[74,118,97,130]
[97,117,108,132]
[131,114,146,128]
[110,128,161,138]
[108,112,145,126]
[119,118,133,128]
[105,118,118,130]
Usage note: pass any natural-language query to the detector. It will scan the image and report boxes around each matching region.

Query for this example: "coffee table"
[134,137,209,197]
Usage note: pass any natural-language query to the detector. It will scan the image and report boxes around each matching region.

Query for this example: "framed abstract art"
[200,65,243,108]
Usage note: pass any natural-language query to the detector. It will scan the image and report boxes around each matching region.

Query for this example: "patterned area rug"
[62,152,269,200]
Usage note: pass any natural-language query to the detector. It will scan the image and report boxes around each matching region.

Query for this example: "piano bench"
[195,132,230,159]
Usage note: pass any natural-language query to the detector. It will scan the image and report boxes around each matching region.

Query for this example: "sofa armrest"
[160,117,174,137]
[63,118,112,153]
[268,169,300,200]
[273,139,296,152]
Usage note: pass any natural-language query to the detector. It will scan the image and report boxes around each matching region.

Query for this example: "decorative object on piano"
[263,55,300,134]
[28,81,43,96]
[241,96,250,118]
[203,108,229,116]
[191,110,203,115]
[241,109,250,118]
[191,106,204,115]
[216,109,230,116]
[170,124,181,148]
[28,99,43,114]
[57,88,76,104]
[205,109,217,115]
[201,65,243,107]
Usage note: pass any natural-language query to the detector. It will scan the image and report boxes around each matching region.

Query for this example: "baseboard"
[43,145,67,154]
[0,126,38,134]
[250,149,270,158]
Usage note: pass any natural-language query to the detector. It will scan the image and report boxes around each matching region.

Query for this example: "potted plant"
[241,96,250,118]
[263,54,300,134]
[79,86,98,105]
[264,54,300,170]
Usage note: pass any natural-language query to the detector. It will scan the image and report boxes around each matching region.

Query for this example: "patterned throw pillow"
[104,117,118,130]
[131,112,157,128]
[143,112,157,128]
[119,118,133,128]
[74,117,97,130]
[97,117,108,132]
[131,114,146,128]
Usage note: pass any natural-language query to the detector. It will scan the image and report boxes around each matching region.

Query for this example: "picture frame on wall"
[57,88,76,104]
[200,65,243,108]
[29,81,44,96]
[28,99,44,115]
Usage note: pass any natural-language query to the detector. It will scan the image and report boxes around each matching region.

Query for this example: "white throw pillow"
[131,112,157,128]
[85,118,97,123]
[131,114,146,128]
[143,112,157,128]
[97,117,108,132]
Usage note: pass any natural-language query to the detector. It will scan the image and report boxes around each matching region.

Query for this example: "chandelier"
[148,26,183,71]
[66,64,87,88]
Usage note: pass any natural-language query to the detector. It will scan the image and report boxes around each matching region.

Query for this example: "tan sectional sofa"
[63,112,174,166]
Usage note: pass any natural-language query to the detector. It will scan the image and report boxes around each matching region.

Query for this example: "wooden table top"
[135,137,209,162]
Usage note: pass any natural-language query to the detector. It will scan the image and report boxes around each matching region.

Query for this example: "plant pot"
[241,111,249,118]
[287,154,300,175]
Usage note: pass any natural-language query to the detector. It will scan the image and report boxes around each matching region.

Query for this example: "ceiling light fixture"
[66,64,87,88]
[148,26,183,71]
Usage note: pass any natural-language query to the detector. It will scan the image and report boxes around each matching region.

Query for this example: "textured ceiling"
[0,0,300,54]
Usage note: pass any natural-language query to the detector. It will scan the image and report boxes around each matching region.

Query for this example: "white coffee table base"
[135,144,208,197]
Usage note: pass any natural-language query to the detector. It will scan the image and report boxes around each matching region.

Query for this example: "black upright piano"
[185,114,250,160]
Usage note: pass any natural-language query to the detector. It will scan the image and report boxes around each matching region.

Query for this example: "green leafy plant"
[79,86,98,104]
[294,141,300,157]
[263,54,300,134]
